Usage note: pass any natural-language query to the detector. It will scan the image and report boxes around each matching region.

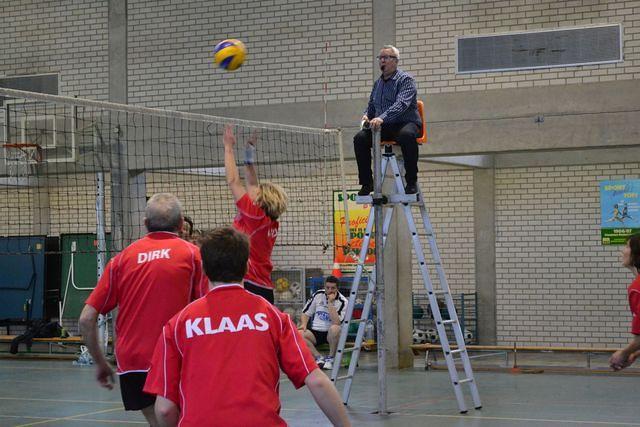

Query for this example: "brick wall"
[0,188,34,236]
[128,0,372,109]
[495,163,640,346]
[398,0,640,94]
[417,169,475,295]
[0,0,109,99]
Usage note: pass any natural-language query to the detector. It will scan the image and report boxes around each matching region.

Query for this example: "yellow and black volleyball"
[213,39,247,71]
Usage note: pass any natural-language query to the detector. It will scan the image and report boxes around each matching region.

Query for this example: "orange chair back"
[380,99,427,145]
[416,100,427,144]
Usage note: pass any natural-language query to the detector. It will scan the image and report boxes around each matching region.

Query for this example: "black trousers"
[353,122,420,186]
[244,281,275,303]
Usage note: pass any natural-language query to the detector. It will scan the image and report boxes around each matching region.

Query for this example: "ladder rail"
[386,157,472,412]
[415,192,482,409]
[331,156,391,385]
[338,274,374,401]
[331,209,375,383]
[390,155,481,411]
[338,205,395,403]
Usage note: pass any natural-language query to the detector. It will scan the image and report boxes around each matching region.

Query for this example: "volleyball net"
[0,88,350,321]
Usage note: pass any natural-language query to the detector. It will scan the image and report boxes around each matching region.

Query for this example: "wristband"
[244,144,256,165]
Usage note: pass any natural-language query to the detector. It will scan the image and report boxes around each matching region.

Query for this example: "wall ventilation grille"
[457,24,622,74]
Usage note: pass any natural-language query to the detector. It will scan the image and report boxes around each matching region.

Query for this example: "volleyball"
[213,39,247,71]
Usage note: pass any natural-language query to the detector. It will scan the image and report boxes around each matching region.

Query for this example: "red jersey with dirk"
[86,232,207,373]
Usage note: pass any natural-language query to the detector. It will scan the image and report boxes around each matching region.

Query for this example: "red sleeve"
[277,311,318,389]
[630,289,640,335]
[85,256,119,314]
[236,193,266,224]
[191,249,208,300]
[144,322,182,405]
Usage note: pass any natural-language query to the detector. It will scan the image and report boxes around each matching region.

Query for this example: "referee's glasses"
[376,55,397,61]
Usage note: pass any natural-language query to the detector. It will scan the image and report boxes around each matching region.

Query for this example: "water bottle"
[364,320,375,349]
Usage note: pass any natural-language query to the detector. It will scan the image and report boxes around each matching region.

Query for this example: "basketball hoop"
[3,142,43,179]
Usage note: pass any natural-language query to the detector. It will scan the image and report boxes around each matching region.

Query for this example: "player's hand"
[246,130,258,147]
[370,117,383,130]
[609,350,629,371]
[327,293,336,303]
[628,350,640,365]
[96,361,115,390]
[360,115,370,130]
[223,124,236,148]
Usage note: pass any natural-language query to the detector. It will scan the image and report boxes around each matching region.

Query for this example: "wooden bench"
[411,343,619,371]
[0,335,108,356]
[0,334,84,343]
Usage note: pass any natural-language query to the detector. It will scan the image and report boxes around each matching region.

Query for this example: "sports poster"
[333,190,375,270]
[600,180,640,245]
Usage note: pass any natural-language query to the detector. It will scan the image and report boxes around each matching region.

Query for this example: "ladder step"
[429,290,448,295]
[449,348,466,355]
[441,319,458,325]
[335,374,353,381]
[456,378,474,385]
[355,194,420,205]
[342,346,359,353]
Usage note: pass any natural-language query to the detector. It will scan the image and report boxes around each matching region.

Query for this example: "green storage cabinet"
[60,233,113,318]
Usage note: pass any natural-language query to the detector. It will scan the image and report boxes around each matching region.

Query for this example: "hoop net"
[3,143,42,179]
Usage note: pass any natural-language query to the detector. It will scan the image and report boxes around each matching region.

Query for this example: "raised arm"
[244,131,260,193]
[223,124,247,202]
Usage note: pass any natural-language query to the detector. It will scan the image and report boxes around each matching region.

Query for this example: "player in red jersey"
[223,124,288,303]
[144,227,350,427]
[79,193,207,426]
[610,233,640,371]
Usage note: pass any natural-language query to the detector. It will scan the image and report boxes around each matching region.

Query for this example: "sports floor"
[1,354,639,426]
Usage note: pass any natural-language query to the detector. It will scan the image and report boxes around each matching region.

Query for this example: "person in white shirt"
[299,276,348,370]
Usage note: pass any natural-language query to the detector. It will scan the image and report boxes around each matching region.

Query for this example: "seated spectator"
[299,275,348,370]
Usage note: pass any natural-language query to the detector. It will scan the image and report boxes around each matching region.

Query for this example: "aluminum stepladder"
[330,139,482,414]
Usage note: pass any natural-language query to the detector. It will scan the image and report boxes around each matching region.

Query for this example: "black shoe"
[404,183,418,194]
[358,184,373,196]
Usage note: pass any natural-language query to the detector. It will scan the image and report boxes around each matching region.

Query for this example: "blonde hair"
[256,182,288,221]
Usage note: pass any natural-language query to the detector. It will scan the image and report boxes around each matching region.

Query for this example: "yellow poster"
[333,190,375,269]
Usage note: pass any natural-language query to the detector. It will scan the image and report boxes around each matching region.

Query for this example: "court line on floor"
[280,406,640,426]
[0,366,90,372]
[391,412,640,426]
[505,400,640,409]
[35,418,145,425]
[14,407,123,427]
[0,411,146,425]
[384,396,640,412]
[0,396,117,404]
[0,415,52,421]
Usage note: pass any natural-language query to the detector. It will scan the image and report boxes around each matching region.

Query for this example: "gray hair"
[145,193,183,232]
[382,45,400,60]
